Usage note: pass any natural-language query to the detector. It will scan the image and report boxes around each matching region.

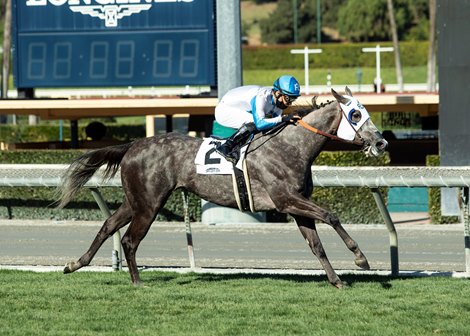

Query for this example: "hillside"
[241,1,276,46]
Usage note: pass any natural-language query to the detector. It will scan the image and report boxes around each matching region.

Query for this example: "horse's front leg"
[281,194,370,270]
[324,212,370,270]
[271,192,370,282]
[292,215,343,288]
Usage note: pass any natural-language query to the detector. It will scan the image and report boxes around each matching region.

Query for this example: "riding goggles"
[283,94,297,104]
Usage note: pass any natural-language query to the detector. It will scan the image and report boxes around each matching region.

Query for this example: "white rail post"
[460,187,470,277]
[290,46,322,95]
[182,190,196,269]
[361,45,393,93]
[90,188,122,271]
[371,188,399,275]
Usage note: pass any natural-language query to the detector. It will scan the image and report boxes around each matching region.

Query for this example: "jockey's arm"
[250,95,282,131]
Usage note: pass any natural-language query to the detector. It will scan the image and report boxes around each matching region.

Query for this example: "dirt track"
[0,219,466,273]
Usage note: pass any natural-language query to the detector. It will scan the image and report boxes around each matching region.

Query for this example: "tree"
[337,0,428,43]
[298,0,317,43]
[259,0,430,44]
[259,0,294,44]
[260,0,343,44]
[387,0,404,92]
[337,0,390,42]
[318,0,343,28]
[427,0,437,92]
[402,0,429,40]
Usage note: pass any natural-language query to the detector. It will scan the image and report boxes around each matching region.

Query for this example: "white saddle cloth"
[194,138,247,174]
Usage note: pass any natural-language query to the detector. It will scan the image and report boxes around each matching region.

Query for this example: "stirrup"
[216,144,239,163]
[216,149,238,164]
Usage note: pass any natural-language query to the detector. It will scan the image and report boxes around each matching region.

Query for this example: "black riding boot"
[216,122,257,163]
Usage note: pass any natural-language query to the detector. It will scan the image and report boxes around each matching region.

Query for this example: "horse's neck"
[286,101,340,142]
[258,102,340,168]
[299,103,340,161]
[301,101,340,135]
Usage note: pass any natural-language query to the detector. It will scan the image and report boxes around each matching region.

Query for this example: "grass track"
[0,270,468,336]
[243,66,428,87]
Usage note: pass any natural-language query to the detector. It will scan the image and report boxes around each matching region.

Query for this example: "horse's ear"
[331,88,350,105]
[345,86,353,96]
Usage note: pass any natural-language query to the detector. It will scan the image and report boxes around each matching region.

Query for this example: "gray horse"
[58,87,388,288]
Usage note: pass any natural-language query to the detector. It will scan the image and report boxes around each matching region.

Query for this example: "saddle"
[194,138,255,212]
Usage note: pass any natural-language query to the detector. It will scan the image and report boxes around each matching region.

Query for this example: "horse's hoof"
[333,280,343,289]
[355,257,370,270]
[63,261,80,274]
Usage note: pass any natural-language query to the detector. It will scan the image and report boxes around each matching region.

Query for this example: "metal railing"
[0,164,468,276]
[311,166,470,276]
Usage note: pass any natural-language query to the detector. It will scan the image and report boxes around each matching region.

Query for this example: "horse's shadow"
[140,269,396,289]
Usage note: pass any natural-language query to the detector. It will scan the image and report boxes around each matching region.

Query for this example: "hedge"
[310,151,390,224]
[242,41,428,70]
[426,155,459,224]
[0,149,390,223]
[0,149,198,221]
[0,124,145,144]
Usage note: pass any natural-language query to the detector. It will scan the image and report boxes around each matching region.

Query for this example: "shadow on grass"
[140,269,403,289]
[197,273,395,289]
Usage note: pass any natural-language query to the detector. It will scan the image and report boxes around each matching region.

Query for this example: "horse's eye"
[351,110,362,123]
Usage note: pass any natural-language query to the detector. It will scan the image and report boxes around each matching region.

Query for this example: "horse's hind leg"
[64,200,132,274]
[120,208,158,285]
[293,215,343,288]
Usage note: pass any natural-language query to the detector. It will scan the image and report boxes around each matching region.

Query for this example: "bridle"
[295,104,364,146]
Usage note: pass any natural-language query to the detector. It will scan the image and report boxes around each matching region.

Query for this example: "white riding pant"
[215,102,253,129]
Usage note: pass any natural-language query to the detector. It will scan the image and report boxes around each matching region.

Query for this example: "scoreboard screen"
[12,0,216,88]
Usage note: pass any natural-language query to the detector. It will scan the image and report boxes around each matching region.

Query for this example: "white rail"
[311,166,470,187]
[0,164,121,187]
[0,164,196,272]
[0,164,124,269]
[311,166,470,276]
[0,164,468,276]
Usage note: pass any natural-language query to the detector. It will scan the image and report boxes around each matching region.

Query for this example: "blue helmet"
[273,75,301,97]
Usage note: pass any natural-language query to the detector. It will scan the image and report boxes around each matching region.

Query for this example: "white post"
[290,46,322,95]
[326,70,332,90]
[460,188,470,277]
[303,46,309,95]
[361,45,393,93]
[376,46,381,92]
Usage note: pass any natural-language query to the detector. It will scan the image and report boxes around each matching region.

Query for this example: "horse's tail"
[56,142,133,209]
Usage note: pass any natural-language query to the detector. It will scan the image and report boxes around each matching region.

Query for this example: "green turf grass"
[0,270,467,336]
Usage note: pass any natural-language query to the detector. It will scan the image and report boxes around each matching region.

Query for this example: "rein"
[295,108,364,146]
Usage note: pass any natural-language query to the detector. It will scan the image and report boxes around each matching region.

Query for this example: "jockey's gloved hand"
[281,113,301,123]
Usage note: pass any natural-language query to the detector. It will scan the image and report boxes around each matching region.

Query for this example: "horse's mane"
[259,96,336,139]
[294,96,335,118]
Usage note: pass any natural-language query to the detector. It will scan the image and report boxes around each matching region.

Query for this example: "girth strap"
[231,160,255,213]
[232,166,251,212]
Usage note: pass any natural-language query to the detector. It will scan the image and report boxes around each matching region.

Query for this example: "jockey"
[215,75,301,163]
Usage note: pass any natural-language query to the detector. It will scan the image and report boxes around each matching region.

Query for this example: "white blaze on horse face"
[337,96,371,141]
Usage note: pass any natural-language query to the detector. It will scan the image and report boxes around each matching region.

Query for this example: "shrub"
[426,155,459,224]
[311,151,390,224]
[0,124,145,144]
[242,41,428,70]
